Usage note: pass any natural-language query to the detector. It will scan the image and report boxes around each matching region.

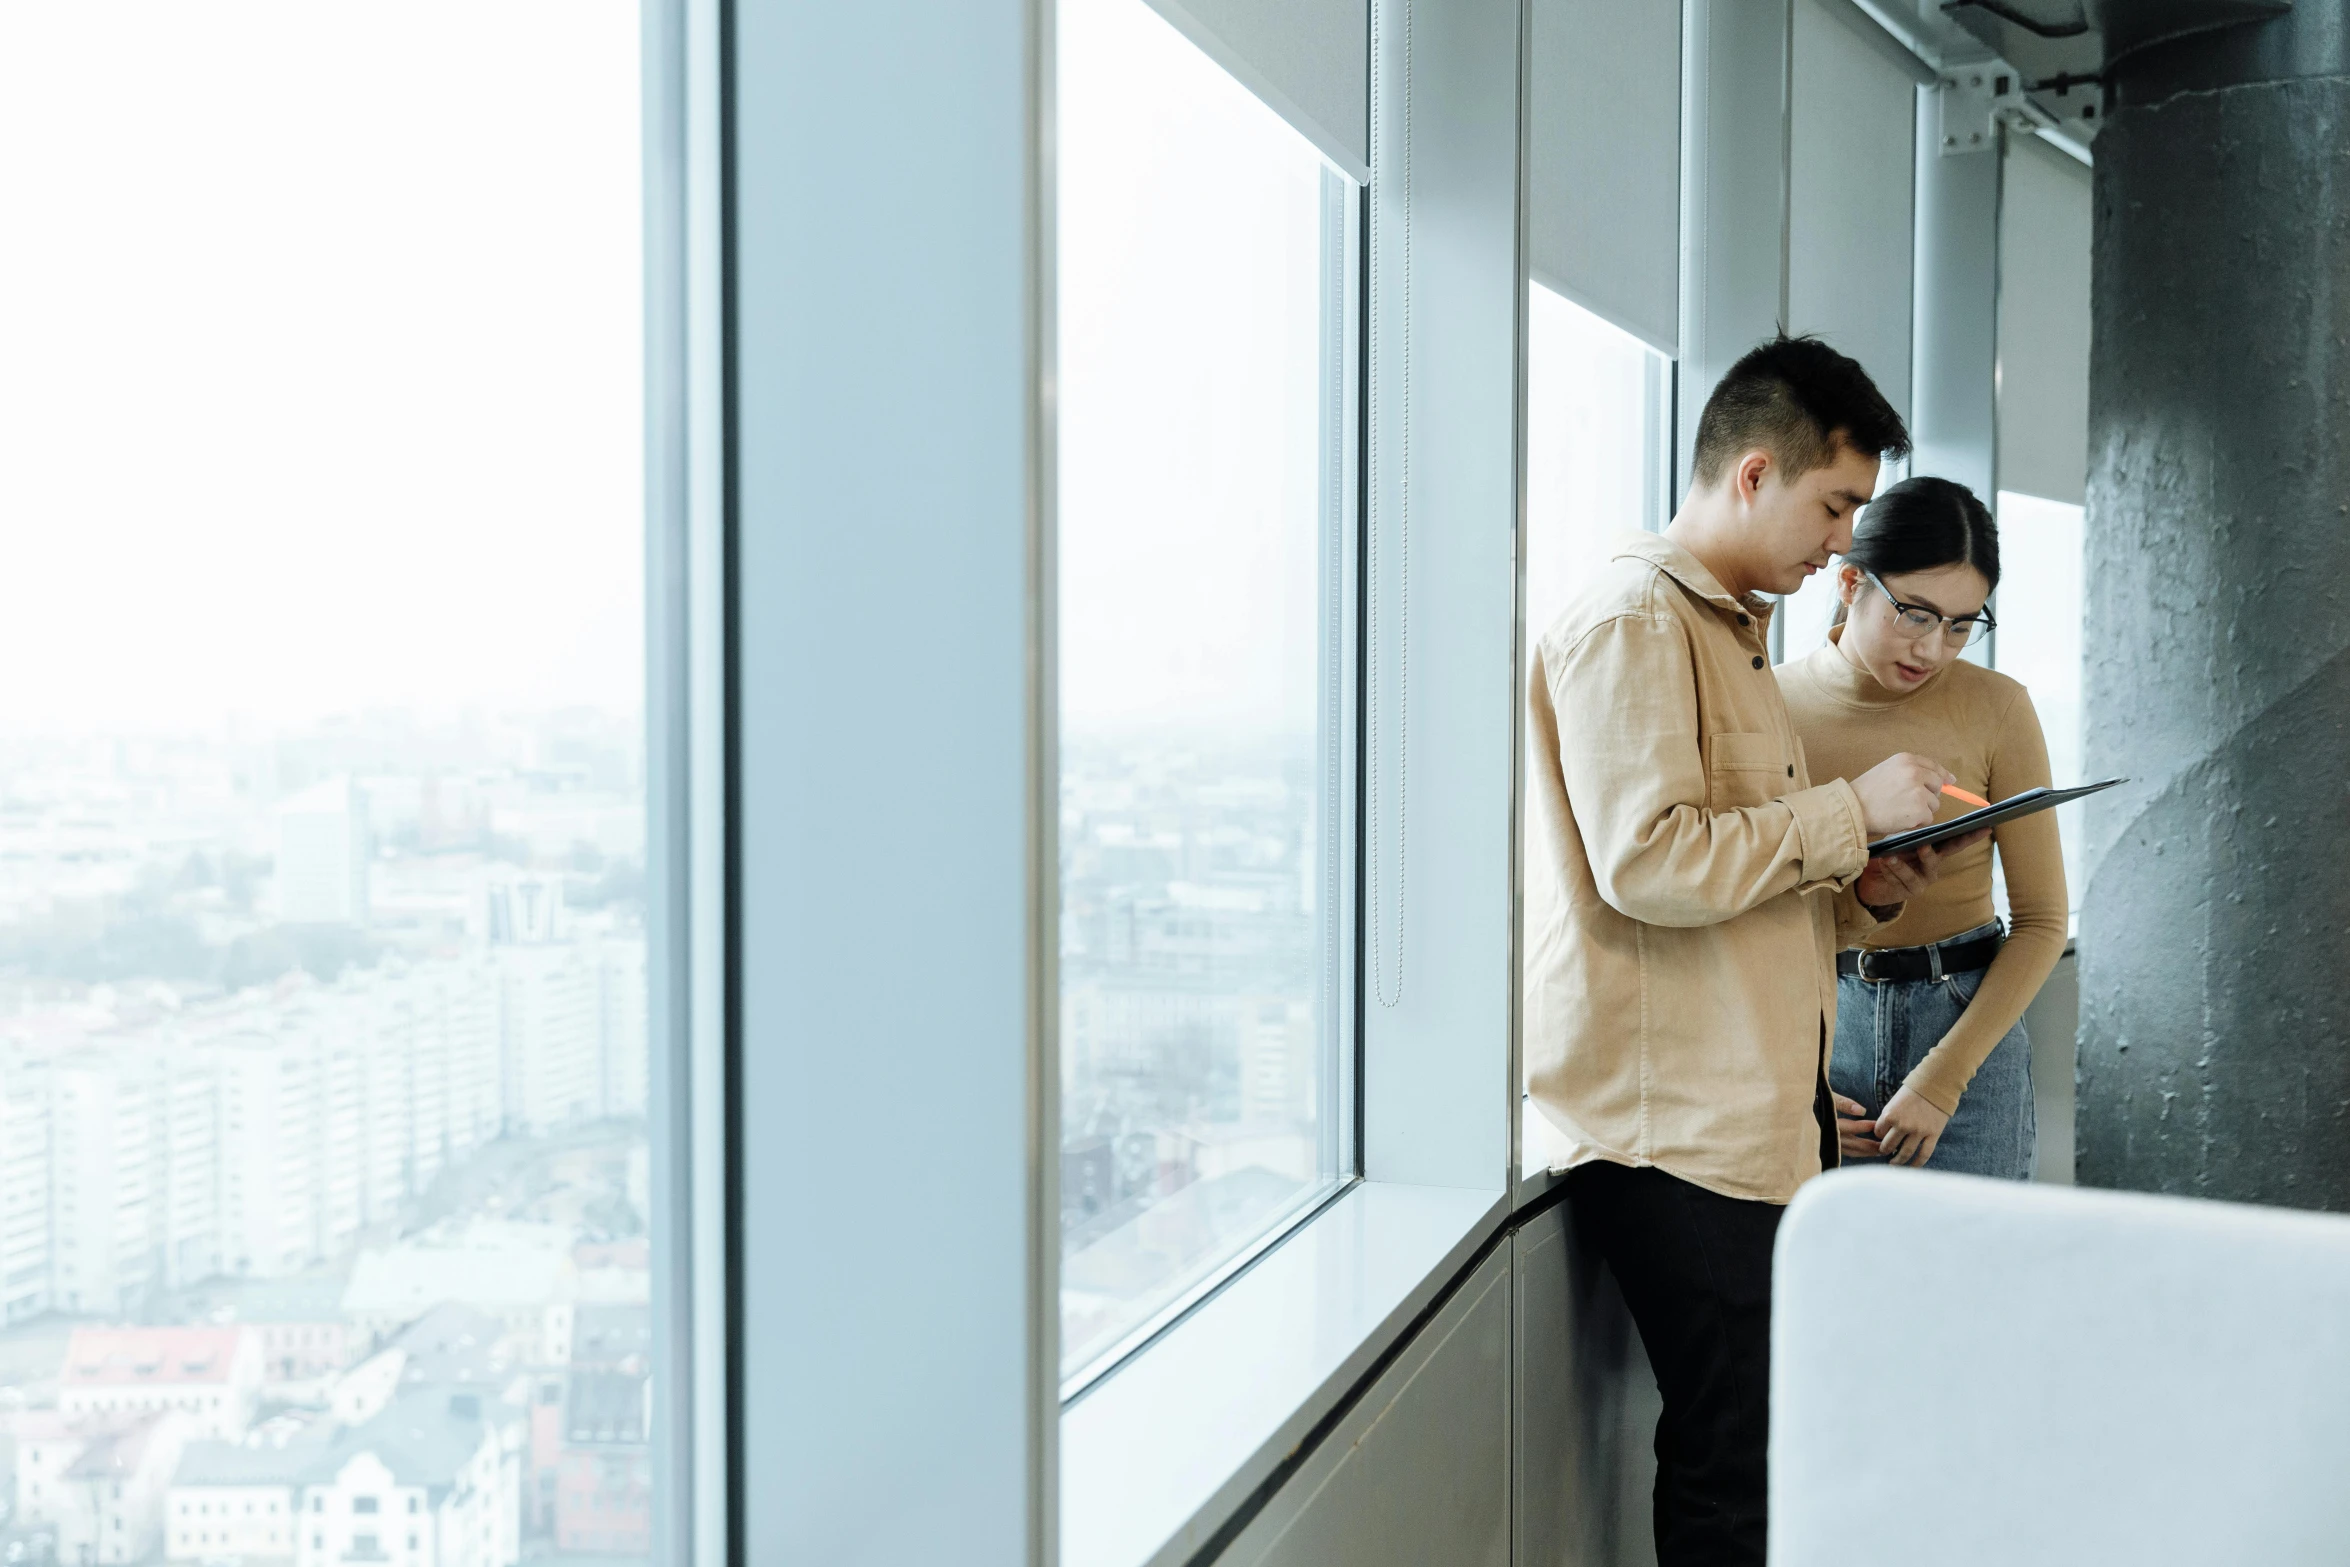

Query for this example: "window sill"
[1060,1180,1506,1567]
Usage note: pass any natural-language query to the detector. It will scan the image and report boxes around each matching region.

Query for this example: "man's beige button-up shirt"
[1525,532,1878,1204]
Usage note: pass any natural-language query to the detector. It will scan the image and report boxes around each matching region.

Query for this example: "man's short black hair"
[1689,334,1909,487]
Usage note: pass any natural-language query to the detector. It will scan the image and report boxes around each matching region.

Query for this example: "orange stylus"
[1942,784,1992,810]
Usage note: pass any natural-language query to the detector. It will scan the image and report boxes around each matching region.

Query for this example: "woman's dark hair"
[1841,475,2000,595]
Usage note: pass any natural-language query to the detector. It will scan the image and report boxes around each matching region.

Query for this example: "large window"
[1776,553,1846,663]
[1521,284,1669,1143]
[1990,491,2087,914]
[0,8,653,1563]
[1773,452,1916,665]
[1523,283,1672,648]
[1057,0,1355,1381]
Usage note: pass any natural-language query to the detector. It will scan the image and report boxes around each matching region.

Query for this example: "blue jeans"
[1829,921,2036,1180]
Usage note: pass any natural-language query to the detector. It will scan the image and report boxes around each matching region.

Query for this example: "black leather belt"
[1837,929,2003,983]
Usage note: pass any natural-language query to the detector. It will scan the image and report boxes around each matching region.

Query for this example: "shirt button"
[1751,655,1764,669]
[1787,765,1795,777]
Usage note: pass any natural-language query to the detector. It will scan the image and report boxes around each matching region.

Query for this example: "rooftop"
[190,1271,351,1326]
[572,1304,650,1368]
[342,1242,574,1318]
[388,1303,513,1386]
[63,1326,253,1388]
[65,1415,172,1479]
[177,1390,501,1494]
[174,1425,334,1487]
[310,1388,501,1491]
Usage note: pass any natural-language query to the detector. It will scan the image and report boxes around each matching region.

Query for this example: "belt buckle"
[1857,949,1887,984]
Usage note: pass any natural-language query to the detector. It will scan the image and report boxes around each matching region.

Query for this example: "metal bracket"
[2015,71,2104,146]
[1937,67,2017,155]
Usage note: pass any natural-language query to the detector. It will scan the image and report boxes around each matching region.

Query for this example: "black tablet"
[1866,777,2127,858]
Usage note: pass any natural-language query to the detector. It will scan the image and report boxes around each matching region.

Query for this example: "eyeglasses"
[1862,571,1995,646]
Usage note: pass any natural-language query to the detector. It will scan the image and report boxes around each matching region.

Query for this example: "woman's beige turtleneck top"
[1777,629,2068,1115]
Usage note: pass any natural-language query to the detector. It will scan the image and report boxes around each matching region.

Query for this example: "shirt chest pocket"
[1704,729,1789,811]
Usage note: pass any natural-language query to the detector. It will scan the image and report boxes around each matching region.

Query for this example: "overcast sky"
[1057,0,1329,745]
[0,2,642,733]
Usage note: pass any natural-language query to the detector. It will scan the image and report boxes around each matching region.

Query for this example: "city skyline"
[0,5,656,1561]
[1058,729,1334,1372]
[0,708,654,1567]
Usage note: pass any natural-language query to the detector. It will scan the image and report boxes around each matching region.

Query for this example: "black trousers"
[1567,1161,1784,1567]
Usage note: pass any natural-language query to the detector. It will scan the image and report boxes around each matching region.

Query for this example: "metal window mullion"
[636,2,728,1564]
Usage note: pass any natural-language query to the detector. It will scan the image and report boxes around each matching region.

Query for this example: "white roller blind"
[1142,0,1369,177]
[1787,0,1923,421]
[1998,133,2092,506]
[1528,0,1680,355]
[1678,0,1790,484]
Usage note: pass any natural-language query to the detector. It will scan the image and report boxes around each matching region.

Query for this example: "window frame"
[641,2,727,1566]
[1513,279,1678,1198]
[1051,51,1369,1394]
[717,0,1058,1558]
[703,0,1527,1557]
[1059,0,1522,1557]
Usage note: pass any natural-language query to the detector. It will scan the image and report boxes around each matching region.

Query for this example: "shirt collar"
[1613,531,1775,625]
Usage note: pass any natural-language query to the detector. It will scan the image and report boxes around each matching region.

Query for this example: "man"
[1524,335,1967,1564]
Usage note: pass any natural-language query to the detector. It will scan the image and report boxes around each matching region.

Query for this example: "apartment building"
[169,1390,523,1567]
[57,1326,264,1441]
[293,1391,523,1567]
[0,935,640,1316]
[166,1430,322,1563]
[492,944,600,1136]
[0,1054,51,1322]
[551,1369,648,1557]
[213,1029,324,1279]
[340,1226,576,1367]
[49,1413,190,1567]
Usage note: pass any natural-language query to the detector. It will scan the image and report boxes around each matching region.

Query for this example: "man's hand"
[1852,828,1991,911]
[1873,1086,1950,1167]
[1851,752,1954,837]
[1833,1093,1880,1160]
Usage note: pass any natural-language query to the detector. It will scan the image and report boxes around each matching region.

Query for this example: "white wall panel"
[1360,0,1520,1192]
[1998,134,2092,505]
[1527,0,1680,354]
[1911,98,2000,503]
[731,1,1049,1561]
[1787,0,1921,419]
[1143,0,1369,176]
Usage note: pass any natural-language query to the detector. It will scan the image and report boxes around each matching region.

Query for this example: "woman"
[1778,476,2066,1178]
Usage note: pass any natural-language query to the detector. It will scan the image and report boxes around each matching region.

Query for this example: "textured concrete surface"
[2079,24,2350,1208]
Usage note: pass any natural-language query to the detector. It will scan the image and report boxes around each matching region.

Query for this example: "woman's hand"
[1873,1086,1951,1167]
[1853,828,1993,912]
[1832,1093,1881,1160]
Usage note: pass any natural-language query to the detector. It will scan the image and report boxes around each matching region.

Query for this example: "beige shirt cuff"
[1835,886,1898,950]
[1785,777,1870,892]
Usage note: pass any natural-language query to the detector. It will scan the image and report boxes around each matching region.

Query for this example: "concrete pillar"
[2078,11,2350,1208]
